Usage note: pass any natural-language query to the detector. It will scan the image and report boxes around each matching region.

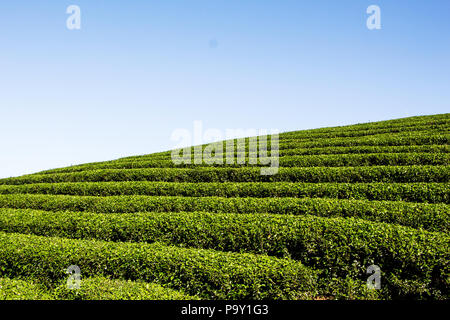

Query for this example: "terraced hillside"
[0,114,448,300]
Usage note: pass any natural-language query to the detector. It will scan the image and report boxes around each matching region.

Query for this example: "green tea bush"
[0,278,52,300]
[1,114,448,300]
[0,211,447,299]
[53,277,197,300]
[0,232,318,299]
[0,194,447,231]
[0,165,448,185]
[29,153,449,174]
[110,144,448,165]
[0,182,447,203]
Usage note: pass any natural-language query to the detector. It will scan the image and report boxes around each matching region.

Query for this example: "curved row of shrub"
[123,132,449,161]
[0,194,447,232]
[0,207,446,261]
[32,153,449,174]
[280,121,448,140]
[218,126,446,146]
[0,182,447,203]
[1,114,448,300]
[2,166,448,185]
[281,132,449,149]
[187,131,449,152]
[0,277,196,300]
[279,144,449,157]
[123,144,450,161]
[119,116,449,162]
[53,277,198,300]
[0,232,318,299]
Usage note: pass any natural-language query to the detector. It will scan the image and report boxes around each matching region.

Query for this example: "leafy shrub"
[0,232,318,299]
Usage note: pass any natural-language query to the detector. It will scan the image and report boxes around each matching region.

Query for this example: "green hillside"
[0,114,448,300]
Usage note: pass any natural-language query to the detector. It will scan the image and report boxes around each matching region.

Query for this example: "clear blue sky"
[1,1,449,178]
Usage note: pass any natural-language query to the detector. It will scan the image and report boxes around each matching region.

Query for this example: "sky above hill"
[0,1,449,178]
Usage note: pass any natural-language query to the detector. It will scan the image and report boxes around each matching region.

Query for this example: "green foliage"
[80,144,448,165]
[0,114,448,300]
[281,132,449,149]
[0,276,197,300]
[0,232,318,299]
[53,277,197,300]
[28,153,449,174]
[0,278,52,300]
[0,182,447,203]
[0,208,447,298]
[0,193,447,231]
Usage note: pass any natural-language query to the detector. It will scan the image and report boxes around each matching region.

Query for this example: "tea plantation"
[0,114,448,300]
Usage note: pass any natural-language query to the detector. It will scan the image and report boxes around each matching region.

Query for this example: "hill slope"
[0,114,448,300]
